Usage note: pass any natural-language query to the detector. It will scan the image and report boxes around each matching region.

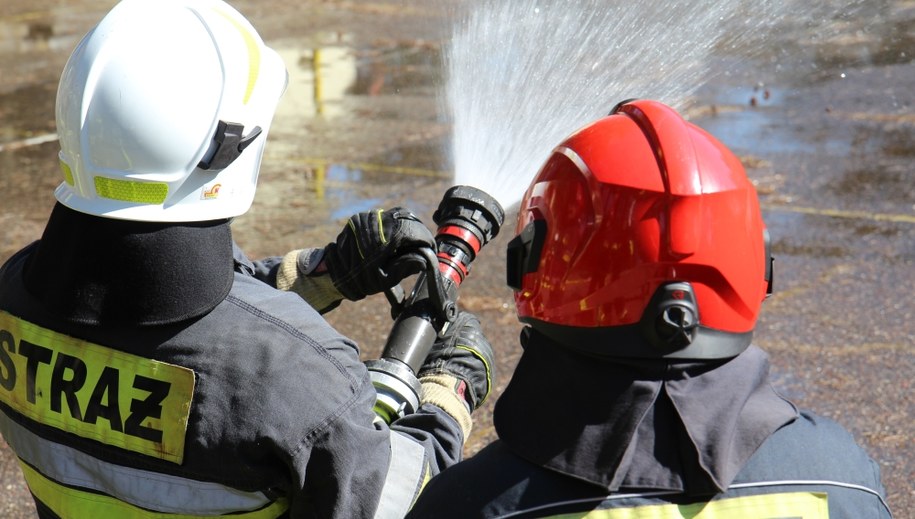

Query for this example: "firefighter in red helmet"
[408,99,891,518]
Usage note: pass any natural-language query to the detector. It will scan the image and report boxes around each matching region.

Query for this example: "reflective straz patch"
[0,311,195,464]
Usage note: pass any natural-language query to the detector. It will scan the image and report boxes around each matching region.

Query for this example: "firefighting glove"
[418,311,495,439]
[275,247,343,314]
[323,207,436,301]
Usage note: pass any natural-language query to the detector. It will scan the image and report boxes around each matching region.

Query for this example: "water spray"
[366,186,504,422]
[444,0,790,210]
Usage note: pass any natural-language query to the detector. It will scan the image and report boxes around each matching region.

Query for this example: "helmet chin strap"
[197,120,263,171]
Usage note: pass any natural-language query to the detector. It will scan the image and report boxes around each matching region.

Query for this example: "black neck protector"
[23,203,235,326]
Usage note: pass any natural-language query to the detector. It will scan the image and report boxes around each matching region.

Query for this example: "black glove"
[323,207,435,301]
[418,312,495,413]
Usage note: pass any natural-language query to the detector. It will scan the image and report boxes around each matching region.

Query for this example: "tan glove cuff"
[276,249,343,313]
[420,374,472,440]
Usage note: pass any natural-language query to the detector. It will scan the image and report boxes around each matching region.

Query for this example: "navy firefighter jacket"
[408,327,892,519]
[0,203,464,518]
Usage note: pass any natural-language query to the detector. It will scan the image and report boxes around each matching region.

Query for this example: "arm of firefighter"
[236,208,434,313]
[291,373,466,518]
[274,248,344,314]
[231,241,283,284]
[232,242,345,314]
[412,311,496,441]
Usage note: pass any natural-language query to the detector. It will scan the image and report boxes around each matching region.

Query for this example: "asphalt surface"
[0,1,912,517]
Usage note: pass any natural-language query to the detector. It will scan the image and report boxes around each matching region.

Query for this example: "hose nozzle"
[367,185,504,421]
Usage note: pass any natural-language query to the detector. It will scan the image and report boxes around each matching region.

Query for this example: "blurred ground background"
[1,0,912,516]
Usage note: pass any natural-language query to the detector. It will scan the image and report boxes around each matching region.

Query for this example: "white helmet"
[55,0,288,222]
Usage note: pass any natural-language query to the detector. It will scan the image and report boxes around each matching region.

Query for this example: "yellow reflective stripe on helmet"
[94,176,169,204]
[59,160,74,186]
[19,462,290,519]
[0,311,194,464]
[214,8,260,105]
[547,492,828,518]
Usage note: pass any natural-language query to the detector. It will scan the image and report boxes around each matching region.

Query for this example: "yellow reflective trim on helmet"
[18,462,290,519]
[59,160,74,186]
[548,491,828,518]
[94,176,168,204]
[214,9,260,105]
[0,311,194,464]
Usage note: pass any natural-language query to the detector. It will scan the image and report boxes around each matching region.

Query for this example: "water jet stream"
[441,0,789,210]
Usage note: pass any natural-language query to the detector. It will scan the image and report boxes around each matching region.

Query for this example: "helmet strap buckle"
[198,120,263,171]
[506,219,546,290]
[641,281,700,353]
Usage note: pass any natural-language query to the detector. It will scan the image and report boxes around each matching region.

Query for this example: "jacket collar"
[494,328,797,494]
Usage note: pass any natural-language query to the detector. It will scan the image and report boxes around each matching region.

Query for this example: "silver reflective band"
[495,490,679,519]
[0,414,273,514]
[729,480,892,514]
[374,431,427,518]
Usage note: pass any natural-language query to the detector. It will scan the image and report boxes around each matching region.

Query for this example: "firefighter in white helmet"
[0,1,493,517]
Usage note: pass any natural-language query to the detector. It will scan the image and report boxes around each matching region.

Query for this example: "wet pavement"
[1,1,913,516]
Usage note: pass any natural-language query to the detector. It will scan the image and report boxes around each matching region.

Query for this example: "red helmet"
[507,99,773,359]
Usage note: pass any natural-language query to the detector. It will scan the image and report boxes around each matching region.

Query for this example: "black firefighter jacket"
[0,204,465,518]
[408,328,892,519]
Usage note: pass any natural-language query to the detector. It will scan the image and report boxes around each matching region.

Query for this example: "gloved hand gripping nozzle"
[366,186,504,423]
